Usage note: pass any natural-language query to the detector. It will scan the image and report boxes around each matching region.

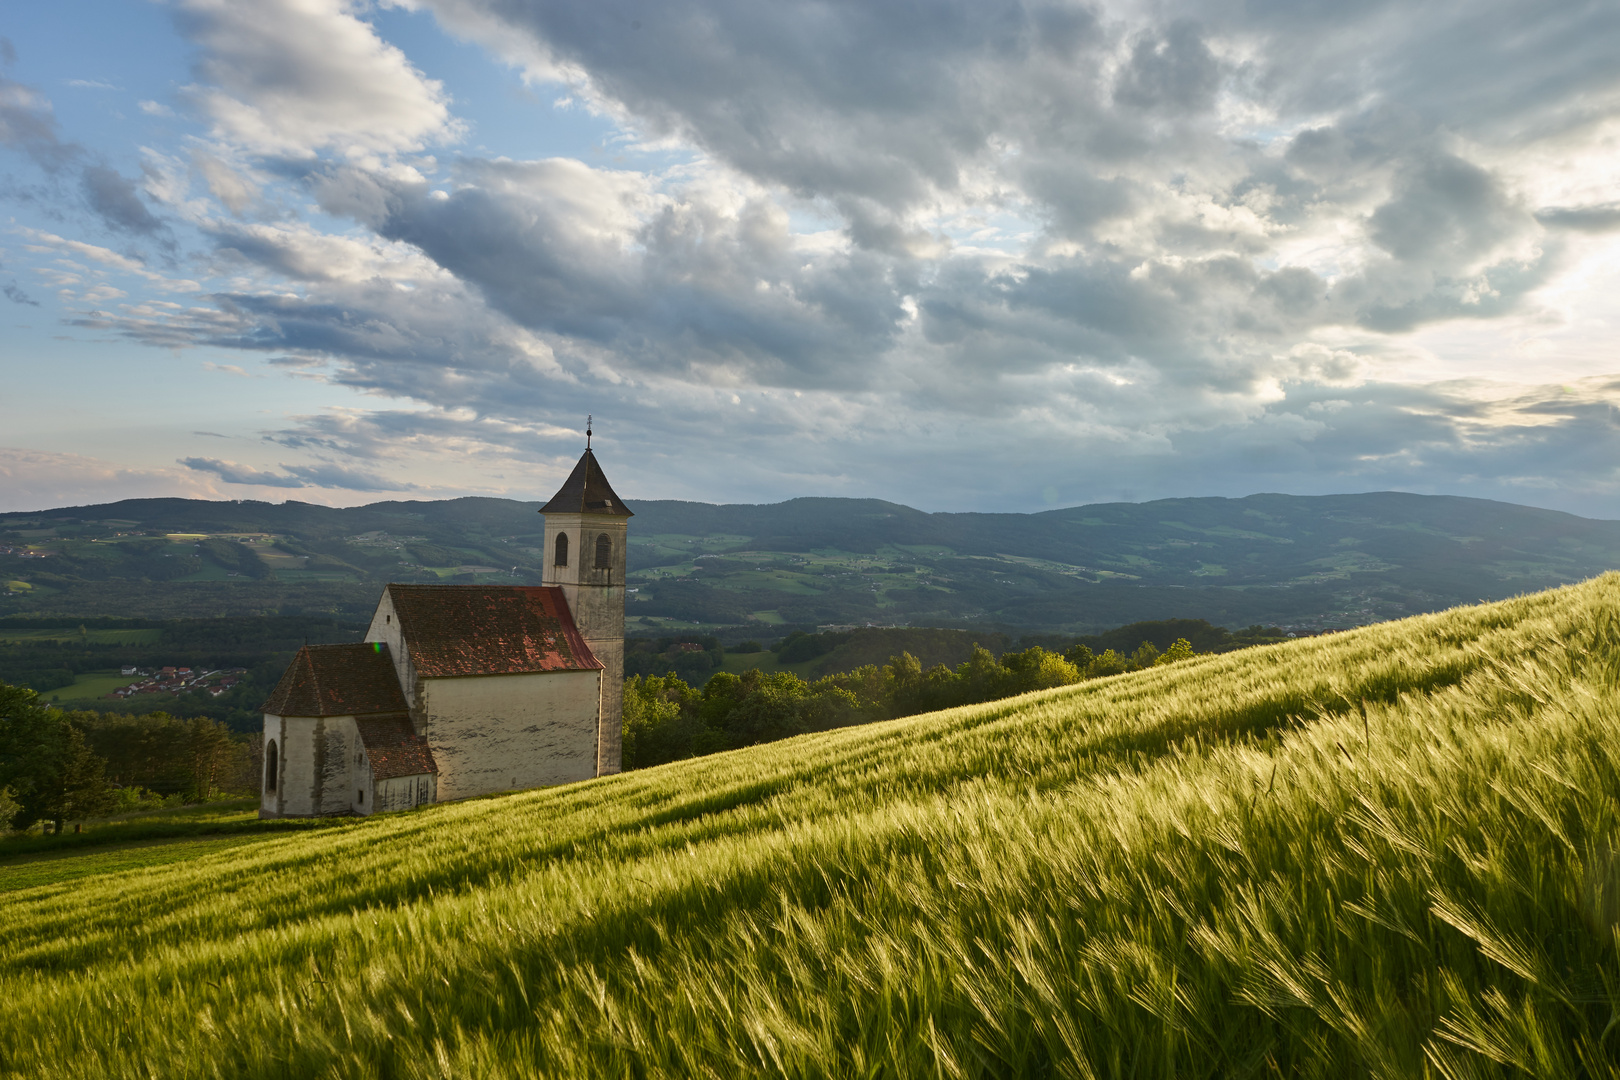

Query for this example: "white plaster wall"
[372,774,435,814]
[270,715,315,816]
[419,669,601,800]
[364,590,415,700]
[262,714,359,817]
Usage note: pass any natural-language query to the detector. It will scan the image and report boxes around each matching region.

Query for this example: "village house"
[258,444,631,817]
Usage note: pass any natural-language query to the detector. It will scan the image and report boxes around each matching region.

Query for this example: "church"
[258,444,632,817]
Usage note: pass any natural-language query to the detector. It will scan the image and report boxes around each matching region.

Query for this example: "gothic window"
[555,532,569,567]
[265,739,278,793]
[595,533,612,568]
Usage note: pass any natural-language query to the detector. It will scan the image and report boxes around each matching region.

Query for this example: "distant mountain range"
[4,491,1619,633]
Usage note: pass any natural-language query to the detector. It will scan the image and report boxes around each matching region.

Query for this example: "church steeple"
[538,448,633,517]
[539,428,631,775]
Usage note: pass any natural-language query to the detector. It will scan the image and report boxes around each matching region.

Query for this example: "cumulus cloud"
[190,152,260,215]
[174,0,460,157]
[207,219,442,282]
[10,0,1620,510]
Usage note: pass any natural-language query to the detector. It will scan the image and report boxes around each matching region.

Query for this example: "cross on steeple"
[586,414,592,450]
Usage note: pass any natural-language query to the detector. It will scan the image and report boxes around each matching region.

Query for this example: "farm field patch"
[0,627,161,645]
[40,669,137,702]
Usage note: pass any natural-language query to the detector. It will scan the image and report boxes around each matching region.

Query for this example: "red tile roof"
[261,642,410,717]
[386,584,603,677]
[357,716,439,779]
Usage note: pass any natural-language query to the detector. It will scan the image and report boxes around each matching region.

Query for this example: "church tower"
[540,425,632,774]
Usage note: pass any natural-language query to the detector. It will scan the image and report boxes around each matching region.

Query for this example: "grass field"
[0,834,268,892]
[7,576,1620,1075]
[39,669,135,703]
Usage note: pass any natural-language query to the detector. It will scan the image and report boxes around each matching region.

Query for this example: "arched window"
[554,532,569,567]
[265,739,278,793]
[595,533,612,568]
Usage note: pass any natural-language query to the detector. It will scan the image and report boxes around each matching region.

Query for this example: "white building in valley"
[259,445,632,817]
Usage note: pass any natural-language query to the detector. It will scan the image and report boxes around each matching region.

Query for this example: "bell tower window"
[265,740,278,793]
[595,534,612,568]
[555,533,569,567]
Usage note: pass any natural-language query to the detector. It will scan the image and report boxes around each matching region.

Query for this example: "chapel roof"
[260,642,410,717]
[538,448,633,517]
[384,584,603,677]
[357,716,439,780]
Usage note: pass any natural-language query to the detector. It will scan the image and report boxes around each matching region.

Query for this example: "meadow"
[5,576,1620,1076]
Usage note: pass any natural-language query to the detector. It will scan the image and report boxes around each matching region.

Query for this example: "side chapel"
[258,443,631,817]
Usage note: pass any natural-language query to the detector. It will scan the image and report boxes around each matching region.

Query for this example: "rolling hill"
[6,490,1620,633]
[3,575,1620,1075]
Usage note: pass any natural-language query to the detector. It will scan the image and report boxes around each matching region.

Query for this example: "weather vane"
[586,414,593,450]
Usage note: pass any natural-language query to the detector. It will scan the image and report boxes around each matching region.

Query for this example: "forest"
[0,681,253,835]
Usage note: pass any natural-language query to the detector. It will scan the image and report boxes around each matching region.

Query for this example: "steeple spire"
[586,414,592,450]
[539,441,633,517]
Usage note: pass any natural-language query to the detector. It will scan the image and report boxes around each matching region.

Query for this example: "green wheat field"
[8,576,1620,1077]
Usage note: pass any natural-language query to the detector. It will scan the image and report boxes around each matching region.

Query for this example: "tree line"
[0,682,254,834]
[622,637,1201,769]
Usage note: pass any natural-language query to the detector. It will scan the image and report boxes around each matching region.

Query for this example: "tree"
[1130,641,1161,669]
[1063,644,1095,669]
[1155,638,1198,665]
[0,682,61,831]
[56,726,113,826]
[0,682,111,832]
[184,717,234,801]
[1087,649,1130,678]
[998,646,1082,695]
[622,673,709,769]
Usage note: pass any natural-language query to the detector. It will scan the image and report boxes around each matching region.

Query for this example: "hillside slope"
[6,491,1620,631]
[5,577,1620,1075]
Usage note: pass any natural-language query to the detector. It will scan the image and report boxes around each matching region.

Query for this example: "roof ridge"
[305,647,322,709]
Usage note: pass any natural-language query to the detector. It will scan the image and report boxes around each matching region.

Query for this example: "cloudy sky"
[2,0,1619,515]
